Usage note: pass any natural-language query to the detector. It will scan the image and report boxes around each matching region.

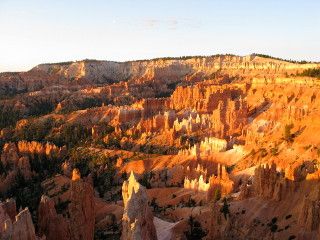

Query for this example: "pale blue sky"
[0,0,319,72]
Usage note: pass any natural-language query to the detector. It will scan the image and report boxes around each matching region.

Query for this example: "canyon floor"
[1,54,320,240]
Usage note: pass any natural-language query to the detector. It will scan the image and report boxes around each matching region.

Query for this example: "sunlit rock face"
[31,55,320,86]
[121,171,158,240]
[207,164,234,199]
[179,137,228,158]
[169,83,248,138]
[183,164,233,200]
[184,175,210,192]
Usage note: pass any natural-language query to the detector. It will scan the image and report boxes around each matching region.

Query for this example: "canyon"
[0,54,320,239]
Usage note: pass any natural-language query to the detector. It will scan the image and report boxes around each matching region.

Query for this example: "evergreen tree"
[184,215,208,240]
[220,198,230,220]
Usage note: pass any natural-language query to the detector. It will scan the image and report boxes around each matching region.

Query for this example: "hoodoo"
[121,171,158,240]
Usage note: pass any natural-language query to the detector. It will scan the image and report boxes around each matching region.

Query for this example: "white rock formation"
[121,171,158,240]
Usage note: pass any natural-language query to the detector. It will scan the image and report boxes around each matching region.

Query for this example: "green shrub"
[0,105,21,128]
[15,117,55,142]
[150,197,159,212]
[285,214,292,219]
[284,124,294,142]
[297,68,320,79]
[52,123,91,147]
[139,172,152,189]
[270,147,279,156]
[186,198,196,207]
[184,215,208,240]
[55,199,71,215]
[267,217,278,233]
[260,148,268,157]
[220,198,230,220]
[213,188,221,202]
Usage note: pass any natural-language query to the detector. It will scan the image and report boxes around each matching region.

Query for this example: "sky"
[0,0,319,72]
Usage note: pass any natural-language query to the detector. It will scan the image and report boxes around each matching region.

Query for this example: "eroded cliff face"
[253,163,289,201]
[69,170,95,240]
[121,171,157,240]
[1,54,319,99]
[169,83,247,112]
[298,195,320,232]
[37,169,95,240]
[0,199,38,240]
[33,55,320,85]
[38,195,70,240]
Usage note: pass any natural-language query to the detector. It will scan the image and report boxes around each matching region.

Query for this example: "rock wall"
[38,196,70,240]
[298,195,320,232]
[207,164,234,199]
[169,83,248,138]
[37,169,95,240]
[68,169,95,240]
[0,199,37,240]
[169,83,247,113]
[33,55,320,85]
[2,54,318,96]
[253,163,289,201]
